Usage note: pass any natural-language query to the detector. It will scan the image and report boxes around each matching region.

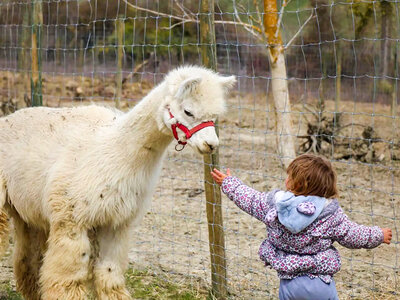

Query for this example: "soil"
[0,71,399,299]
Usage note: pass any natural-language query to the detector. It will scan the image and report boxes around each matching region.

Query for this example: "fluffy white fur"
[0,66,235,300]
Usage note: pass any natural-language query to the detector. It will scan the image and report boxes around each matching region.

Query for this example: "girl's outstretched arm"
[331,210,390,249]
[211,168,274,223]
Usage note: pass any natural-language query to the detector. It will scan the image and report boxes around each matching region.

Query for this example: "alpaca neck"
[112,82,173,161]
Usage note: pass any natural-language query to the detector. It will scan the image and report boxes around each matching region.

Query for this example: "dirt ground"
[0,71,399,299]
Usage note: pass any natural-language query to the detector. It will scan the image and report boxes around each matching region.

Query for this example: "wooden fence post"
[93,35,99,75]
[116,16,124,109]
[18,8,30,73]
[335,41,342,125]
[79,38,85,74]
[31,0,43,107]
[392,49,398,117]
[18,6,30,107]
[200,1,227,299]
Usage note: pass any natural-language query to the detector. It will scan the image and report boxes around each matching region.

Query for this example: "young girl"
[211,154,392,300]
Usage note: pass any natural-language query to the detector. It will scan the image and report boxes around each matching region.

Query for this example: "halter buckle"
[175,143,185,151]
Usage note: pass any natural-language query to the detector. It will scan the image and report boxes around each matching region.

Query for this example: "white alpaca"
[0,66,235,300]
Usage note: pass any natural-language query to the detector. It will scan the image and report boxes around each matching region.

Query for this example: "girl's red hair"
[286,154,338,199]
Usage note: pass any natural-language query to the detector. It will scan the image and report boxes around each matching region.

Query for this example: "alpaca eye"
[184,110,194,117]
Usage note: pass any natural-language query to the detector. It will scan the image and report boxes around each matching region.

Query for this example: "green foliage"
[378,79,394,95]
[107,17,198,61]
[0,282,23,300]
[352,1,375,38]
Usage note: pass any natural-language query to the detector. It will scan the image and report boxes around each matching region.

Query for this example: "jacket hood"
[275,191,327,234]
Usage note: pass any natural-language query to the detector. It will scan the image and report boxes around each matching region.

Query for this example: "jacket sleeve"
[331,209,384,249]
[221,176,273,223]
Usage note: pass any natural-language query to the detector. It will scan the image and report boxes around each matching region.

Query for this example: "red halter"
[168,109,215,150]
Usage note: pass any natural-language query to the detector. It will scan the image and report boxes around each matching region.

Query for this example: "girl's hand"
[382,228,392,244]
[210,168,231,186]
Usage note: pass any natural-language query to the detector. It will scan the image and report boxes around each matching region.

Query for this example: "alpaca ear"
[175,77,202,99]
[219,75,236,91]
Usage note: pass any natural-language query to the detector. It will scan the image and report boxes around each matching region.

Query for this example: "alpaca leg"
[12,214,47,300]
[0,208,9,258]
[40,223,92,300]
[0,176,9,258]
[94,224,132,300]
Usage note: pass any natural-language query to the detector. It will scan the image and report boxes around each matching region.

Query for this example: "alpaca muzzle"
[168,109,215,151]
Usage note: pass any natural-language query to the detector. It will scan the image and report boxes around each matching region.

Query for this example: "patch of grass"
[0,268,208,300]
[125,268,207,300]
[0,282,23,300]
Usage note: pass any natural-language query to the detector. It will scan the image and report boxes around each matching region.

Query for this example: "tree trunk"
[263,0,295,168]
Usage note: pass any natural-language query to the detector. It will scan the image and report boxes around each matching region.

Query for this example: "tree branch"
[275,0,291,38]
[237,2,262,29]
[253,0,263,25]
[123,0,188,22]
[285,9,314,49]
[173,0,196,19]
[160,20,192,30]
[123,0,263,39]
[233,0,263,39]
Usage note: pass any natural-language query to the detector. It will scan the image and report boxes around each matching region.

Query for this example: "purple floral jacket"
[221,176,384,283]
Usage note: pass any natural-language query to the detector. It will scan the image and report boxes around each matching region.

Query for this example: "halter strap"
[168,109,215,148]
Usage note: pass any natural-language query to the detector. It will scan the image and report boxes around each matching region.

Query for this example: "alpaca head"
[161,66,236,154]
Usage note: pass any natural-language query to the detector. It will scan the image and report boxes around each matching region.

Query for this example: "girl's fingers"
[210,170,220,177]
[210,172,222,181]
[213,168,223,176]
[213,168,231,177]
[211,168,231,185]
[382,228,393,244]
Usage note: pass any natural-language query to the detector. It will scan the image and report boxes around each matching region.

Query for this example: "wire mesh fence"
[0,0,399,299]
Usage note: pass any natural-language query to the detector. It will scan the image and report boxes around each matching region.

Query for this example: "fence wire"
[0,0,399,299]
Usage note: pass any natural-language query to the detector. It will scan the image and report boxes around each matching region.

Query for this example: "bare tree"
[263,0,297,168]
